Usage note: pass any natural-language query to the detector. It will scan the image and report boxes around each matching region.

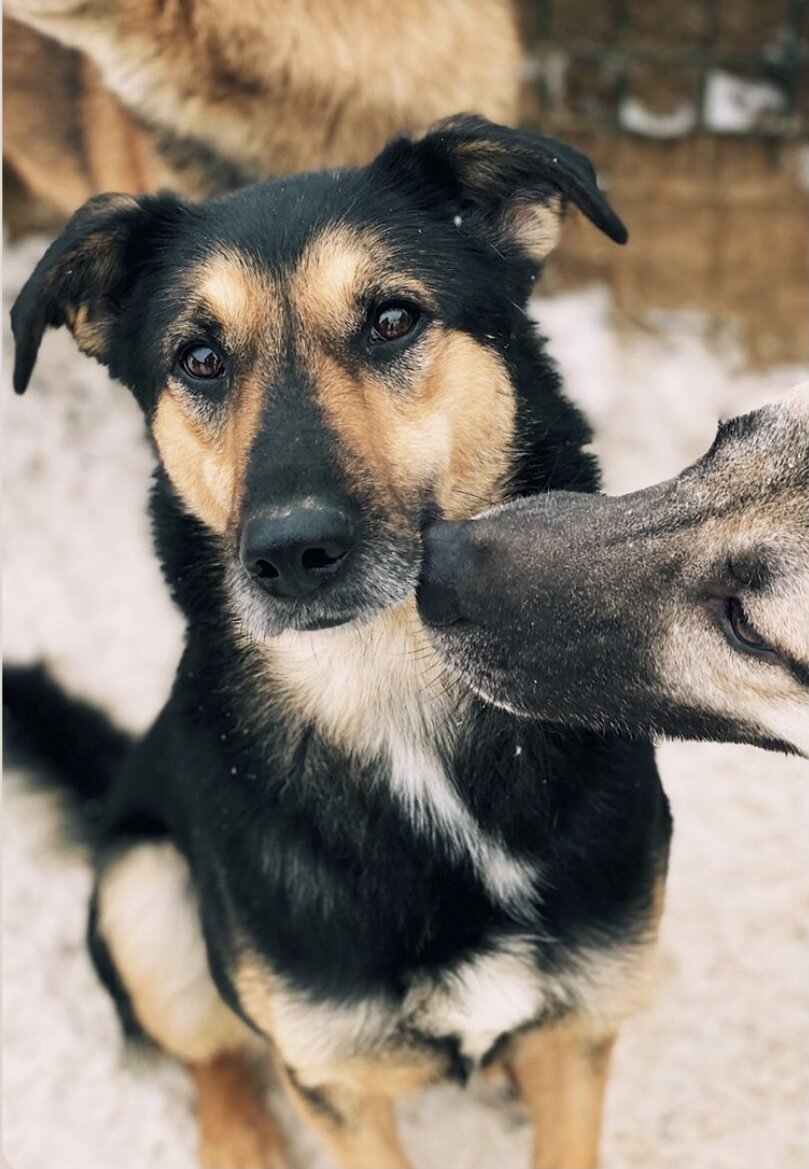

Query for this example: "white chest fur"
[269,942,548,1075]
[266,602,537,911]
[406,942,550,1061]
[268,934,654,1077]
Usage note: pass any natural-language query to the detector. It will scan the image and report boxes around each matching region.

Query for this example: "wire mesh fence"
[520,0,808,139]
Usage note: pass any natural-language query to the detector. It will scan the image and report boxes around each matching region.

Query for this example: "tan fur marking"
[190,1053,288,1169]
[293,227,375,332]
[284,1076,410,1169]
[292,226,435,341]
[312,1051,446,1097]
[152,392,235,533]
[267,601,456,756]
[152,363,266,534]
[650,870,668,935]
[65,302,108,358]
[233,923,663,1168]
[429,335,517,518]
[312,329,515,521]
[197,252,275,351]
[233,952,278,1040]
[149,252,278,531]
[505,1017,616,1169]
[235,951,446,1098]
[97,842,253,1062]
[508,194,565,261]
[45,195,143,360]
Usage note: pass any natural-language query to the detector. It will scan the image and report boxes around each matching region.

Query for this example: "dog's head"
[418,386,809,754]
[12,115,625,638]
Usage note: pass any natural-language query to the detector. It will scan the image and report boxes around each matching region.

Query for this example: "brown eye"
[725,597,774,656]
[179,343,225,380]
[370,303,419,344]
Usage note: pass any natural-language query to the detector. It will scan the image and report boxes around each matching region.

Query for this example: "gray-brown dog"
[419,385,809,756]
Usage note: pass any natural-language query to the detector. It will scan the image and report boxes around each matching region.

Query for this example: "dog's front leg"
[190,1054,289,1169]
[503,1019,616,1169]
[282,1070,411,1169]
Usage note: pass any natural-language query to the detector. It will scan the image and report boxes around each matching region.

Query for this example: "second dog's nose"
[240,506,355,599]
[417,520,469,627]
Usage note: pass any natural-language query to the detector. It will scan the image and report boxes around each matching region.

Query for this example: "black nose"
[417,520,469,627]
[240,505,355,599]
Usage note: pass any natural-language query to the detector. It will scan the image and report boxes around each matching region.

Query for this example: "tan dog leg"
[190,1053,288,1169]
[505,1020,616,1169]
[284,1073,410,1169]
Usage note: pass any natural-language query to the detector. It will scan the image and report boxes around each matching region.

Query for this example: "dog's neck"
[263,599,468,760]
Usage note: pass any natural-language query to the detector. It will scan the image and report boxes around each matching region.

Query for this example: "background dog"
[419,384,809,756]
[3,0,519,229]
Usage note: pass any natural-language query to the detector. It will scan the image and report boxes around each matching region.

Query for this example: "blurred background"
[5,0,808,361]
[518,0,808,366]
[3,3,809,1168]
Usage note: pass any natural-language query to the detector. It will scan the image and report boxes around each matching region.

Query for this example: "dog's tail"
[3,664,132,838]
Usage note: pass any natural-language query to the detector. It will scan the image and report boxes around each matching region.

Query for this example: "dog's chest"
[235,615,657,1080]
[268,611,538,911]
[404,944,550,1062]
[264,942,554,1076]
[241,933,651,1084]
[249,613,590,1070]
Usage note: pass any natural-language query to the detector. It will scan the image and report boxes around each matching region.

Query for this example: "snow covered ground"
[4,235,809,1169]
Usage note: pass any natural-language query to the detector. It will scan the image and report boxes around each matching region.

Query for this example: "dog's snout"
[417,520,470,627]
[240,505,355,599]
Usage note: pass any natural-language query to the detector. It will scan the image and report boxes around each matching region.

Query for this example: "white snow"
[703,70,786,133]
[619,97,697,139]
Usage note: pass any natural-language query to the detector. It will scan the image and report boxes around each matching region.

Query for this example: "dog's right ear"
[11,191,187,394]
[377,115,626,266]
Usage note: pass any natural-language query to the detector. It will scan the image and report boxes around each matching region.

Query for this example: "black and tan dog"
[7,116,671,1169]
[419,385,809,756]
[4,0,519,228]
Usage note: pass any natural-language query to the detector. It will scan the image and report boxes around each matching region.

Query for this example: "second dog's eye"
[178,343,226,381]
[724,597,775,657]
[370,302,419,344]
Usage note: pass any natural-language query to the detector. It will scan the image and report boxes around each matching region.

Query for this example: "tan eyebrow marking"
[291,225,436,342]
[191,249,280,350]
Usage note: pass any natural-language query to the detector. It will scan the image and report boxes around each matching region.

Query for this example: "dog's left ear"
[11,191,187,395]
[386,114,627,262]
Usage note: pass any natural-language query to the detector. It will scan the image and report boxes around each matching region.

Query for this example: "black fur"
[3,664,132,841]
